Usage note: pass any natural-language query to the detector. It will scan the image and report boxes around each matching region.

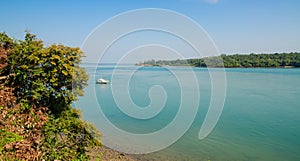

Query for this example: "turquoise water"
[75,65,300,161]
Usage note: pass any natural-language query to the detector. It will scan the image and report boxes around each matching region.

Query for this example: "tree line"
[138,52,300,68]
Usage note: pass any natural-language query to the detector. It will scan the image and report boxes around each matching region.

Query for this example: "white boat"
[96,78,109,84]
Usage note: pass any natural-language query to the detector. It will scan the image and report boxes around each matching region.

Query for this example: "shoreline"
[88,146,165,161]
[135,64,299,69]
[88,146,137,161]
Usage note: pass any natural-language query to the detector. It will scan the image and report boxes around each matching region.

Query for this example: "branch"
[0,74,14,80]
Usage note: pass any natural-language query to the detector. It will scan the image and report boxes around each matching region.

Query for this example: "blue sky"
[1,0,300,62]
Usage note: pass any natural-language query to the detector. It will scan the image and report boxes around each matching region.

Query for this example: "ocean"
[75,64,300,161]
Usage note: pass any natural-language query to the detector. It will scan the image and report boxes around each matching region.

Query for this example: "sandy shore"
[88,146,138,161]
[87,146,191,161]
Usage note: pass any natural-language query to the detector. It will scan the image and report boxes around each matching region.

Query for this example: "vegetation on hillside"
[0,32,102,160]
[138,52,300,68]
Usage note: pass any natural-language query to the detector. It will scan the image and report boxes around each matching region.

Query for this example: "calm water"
[75,65,300,161]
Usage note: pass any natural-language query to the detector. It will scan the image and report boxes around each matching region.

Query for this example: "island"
[136,52,300,68]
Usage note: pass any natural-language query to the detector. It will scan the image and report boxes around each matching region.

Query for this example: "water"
[75,64,300,161]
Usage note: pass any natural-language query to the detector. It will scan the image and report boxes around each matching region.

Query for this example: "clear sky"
[1,0,300,62]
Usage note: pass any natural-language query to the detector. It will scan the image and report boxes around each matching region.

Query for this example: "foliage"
[96,152,103,161]
[40,108,102,160]
[0,31,88,113]
[140,52,300,68]
[0,102,48,160]
[217,52,300,68]
[0,130,23,161]
[0,33,13,70]
[0,130,23,152]
[0,32,102,160]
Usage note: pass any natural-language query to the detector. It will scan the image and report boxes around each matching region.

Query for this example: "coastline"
[135,64,299,68]
[88,146,137,161]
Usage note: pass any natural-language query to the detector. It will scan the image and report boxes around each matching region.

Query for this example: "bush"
[40,109,102,160]
[1,31,88,114]
[0,32,102,160]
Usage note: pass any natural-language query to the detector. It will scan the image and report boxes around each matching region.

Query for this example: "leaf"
[62,70,68,76]
[52,55,60,60]
[21,65,28,69]
[50,61,56,65]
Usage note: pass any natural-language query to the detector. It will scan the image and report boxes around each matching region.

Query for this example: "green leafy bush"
[1,32,102,160]
[40,109,102,160]
[1,31,88,114]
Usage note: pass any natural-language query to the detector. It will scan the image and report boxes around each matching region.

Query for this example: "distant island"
[136,52,300,68]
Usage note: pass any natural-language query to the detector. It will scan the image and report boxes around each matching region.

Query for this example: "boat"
[96,78,109,84]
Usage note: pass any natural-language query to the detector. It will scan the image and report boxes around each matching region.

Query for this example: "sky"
[1,0,300,63]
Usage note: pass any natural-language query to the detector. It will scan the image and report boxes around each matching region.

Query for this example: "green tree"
[145,52,300,68]
[1,32,101,160]
[0,32,88,114]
